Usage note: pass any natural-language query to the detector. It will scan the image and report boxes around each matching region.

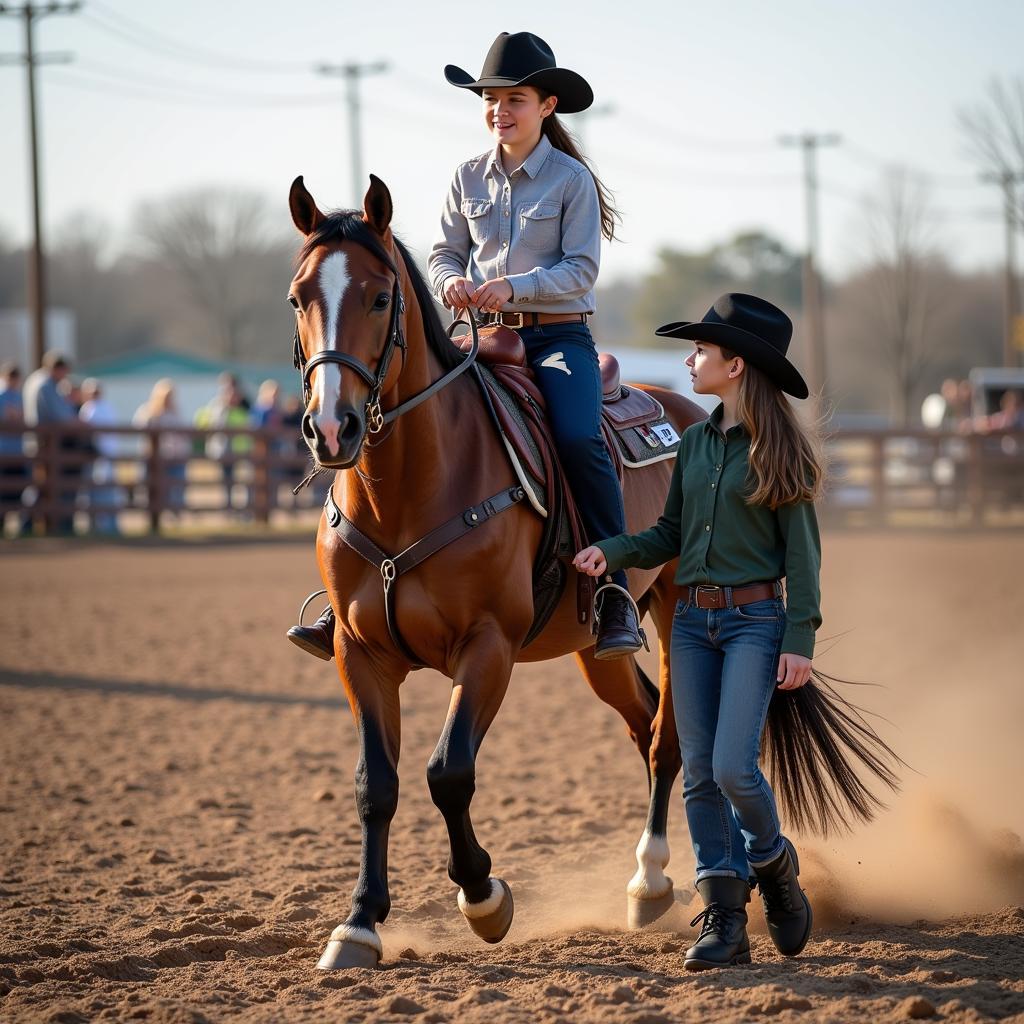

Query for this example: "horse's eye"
[287,295,300,310]
[373,292,391,311]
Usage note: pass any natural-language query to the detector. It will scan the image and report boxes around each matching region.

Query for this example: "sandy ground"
[1,531,1023,1023]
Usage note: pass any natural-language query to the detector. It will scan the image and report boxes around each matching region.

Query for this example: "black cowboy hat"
[444,32,594,115]
[655,293,809,399]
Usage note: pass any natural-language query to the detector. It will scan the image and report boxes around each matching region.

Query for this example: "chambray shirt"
[595,404,822,658]
[427,134,600,314]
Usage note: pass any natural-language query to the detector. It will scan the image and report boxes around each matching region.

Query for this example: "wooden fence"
[1,423,1022,536]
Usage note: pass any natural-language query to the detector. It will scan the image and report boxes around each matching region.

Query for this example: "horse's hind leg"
[574,575,683,929]
[427,633,516,943]
[632,575,685,927]
[318,647,404,970]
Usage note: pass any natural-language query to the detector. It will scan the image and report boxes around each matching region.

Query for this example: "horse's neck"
[334,278,471,529]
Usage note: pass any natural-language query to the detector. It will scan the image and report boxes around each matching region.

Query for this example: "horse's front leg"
[318,642,405,969]
[427,631,516,943]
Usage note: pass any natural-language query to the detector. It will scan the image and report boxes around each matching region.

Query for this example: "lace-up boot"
[752,837,812,956]
[683,876,752,971]
[593,585,645,660]
[286,606,336,661]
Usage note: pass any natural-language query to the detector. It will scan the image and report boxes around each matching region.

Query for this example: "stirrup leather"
[592,581,650,652]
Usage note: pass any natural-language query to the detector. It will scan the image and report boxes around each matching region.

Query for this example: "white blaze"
[312,251,350,456]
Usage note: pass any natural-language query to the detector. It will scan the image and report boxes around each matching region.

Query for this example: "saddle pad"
[604,390,682,469]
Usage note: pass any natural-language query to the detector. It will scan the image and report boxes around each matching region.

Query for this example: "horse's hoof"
[458,878,514,944]
[627,887,676,930]
[317,924,382,969]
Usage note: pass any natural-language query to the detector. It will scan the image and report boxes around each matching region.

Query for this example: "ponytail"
[538,101,620,242]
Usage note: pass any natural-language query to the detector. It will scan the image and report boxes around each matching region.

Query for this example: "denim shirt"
[427,134,600,314]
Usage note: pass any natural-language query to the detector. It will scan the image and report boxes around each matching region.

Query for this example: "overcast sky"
[1,0,1021,285]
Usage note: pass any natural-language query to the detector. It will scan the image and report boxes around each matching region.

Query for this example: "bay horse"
[287,174,900,970]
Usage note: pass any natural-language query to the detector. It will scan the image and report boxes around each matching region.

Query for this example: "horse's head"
[288,174,404,468]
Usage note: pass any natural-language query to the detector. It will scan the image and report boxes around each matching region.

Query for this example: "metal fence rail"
[1,424,1022,535]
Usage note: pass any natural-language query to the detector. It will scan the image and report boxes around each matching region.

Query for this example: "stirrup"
[297,588,329,624]
[592,581,650,652]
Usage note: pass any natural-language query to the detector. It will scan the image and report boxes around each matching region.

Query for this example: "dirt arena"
[1,531,1023,1023]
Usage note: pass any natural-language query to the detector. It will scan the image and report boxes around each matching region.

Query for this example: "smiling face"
[684,342,744,397]
[482,86,556,150]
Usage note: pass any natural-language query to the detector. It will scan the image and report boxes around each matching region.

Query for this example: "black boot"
[286,606,336,661]
[752,837,812,956]
[593,584,646,660]
[684,876,752,971]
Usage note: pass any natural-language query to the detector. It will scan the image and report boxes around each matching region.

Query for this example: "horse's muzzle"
[302,406,366,468]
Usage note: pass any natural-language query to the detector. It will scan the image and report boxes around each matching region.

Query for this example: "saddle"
[461,324,681,647]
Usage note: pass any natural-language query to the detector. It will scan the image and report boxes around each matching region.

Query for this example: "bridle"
[292,247,479,437]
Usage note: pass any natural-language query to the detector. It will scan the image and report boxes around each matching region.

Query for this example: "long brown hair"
[536,94,620,242]
[725,350,825,509]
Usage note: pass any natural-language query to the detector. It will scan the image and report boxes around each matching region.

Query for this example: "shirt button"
[501,240,507,248]
[503,209,509,217]
[711,483,716,489]
[715,464,722,471]
[705,524,710,531]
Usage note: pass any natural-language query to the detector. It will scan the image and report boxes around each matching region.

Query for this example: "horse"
[286,174,901,970]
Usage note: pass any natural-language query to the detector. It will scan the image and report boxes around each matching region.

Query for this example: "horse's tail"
[762,669,907,837]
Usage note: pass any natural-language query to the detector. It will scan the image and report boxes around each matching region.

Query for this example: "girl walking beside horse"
[577,294,839,970]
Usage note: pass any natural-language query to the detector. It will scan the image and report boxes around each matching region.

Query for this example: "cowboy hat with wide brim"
[656,293,809,399]
[444,32,594,115]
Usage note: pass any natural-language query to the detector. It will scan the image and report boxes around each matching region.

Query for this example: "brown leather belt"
[482,311,589,329]
[685,580,782,610]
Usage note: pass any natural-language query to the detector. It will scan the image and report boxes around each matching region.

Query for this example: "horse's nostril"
[339,413,362,445]
[301,413,317,441]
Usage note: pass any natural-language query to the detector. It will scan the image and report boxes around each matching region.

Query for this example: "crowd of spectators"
[0,355,309,536]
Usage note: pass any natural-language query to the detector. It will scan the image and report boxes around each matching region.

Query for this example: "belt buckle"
[501,312,525,329]
[694,584,722,608]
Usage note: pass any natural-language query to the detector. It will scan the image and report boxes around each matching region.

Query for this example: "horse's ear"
[289,175,325,236]
[363,174,393,236]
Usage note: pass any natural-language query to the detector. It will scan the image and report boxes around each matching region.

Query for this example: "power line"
[81,0,309,74]
[0,0,81,371]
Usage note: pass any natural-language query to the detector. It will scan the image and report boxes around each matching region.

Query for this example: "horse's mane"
[298,211,465,373]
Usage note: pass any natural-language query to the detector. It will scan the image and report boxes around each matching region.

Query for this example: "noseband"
[293,254,479,436]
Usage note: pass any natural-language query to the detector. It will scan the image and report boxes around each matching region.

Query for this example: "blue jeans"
[517,321,628,590]
[670,594,788,883]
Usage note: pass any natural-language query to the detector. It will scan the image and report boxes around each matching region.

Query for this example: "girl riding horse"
[288,31,643,660]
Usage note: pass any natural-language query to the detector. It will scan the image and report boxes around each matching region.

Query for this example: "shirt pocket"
[460,197,493,245]
[518,200,561,252]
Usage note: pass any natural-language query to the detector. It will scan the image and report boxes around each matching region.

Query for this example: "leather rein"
[293,245,524,667]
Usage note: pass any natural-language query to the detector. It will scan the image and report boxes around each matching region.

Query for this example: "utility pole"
[315,60,389,208]
[0,2,79,371]
[981,170,1024,367]
[779,131,840,411]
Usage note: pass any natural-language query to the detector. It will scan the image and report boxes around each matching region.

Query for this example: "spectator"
[134,379,190,511]
[0,363,30,535]
[79,378,122,535]
[986,390,1024,432]
[22,351,82,533]
[253,379,282,429]
[195,373,252,512]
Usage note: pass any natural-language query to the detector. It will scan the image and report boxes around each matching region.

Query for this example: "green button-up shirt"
[597,404,821,658]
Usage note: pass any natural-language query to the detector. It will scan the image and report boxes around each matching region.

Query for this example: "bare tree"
[859,167,941,424]
[958,76,1024,220]
[134,188,292,361]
